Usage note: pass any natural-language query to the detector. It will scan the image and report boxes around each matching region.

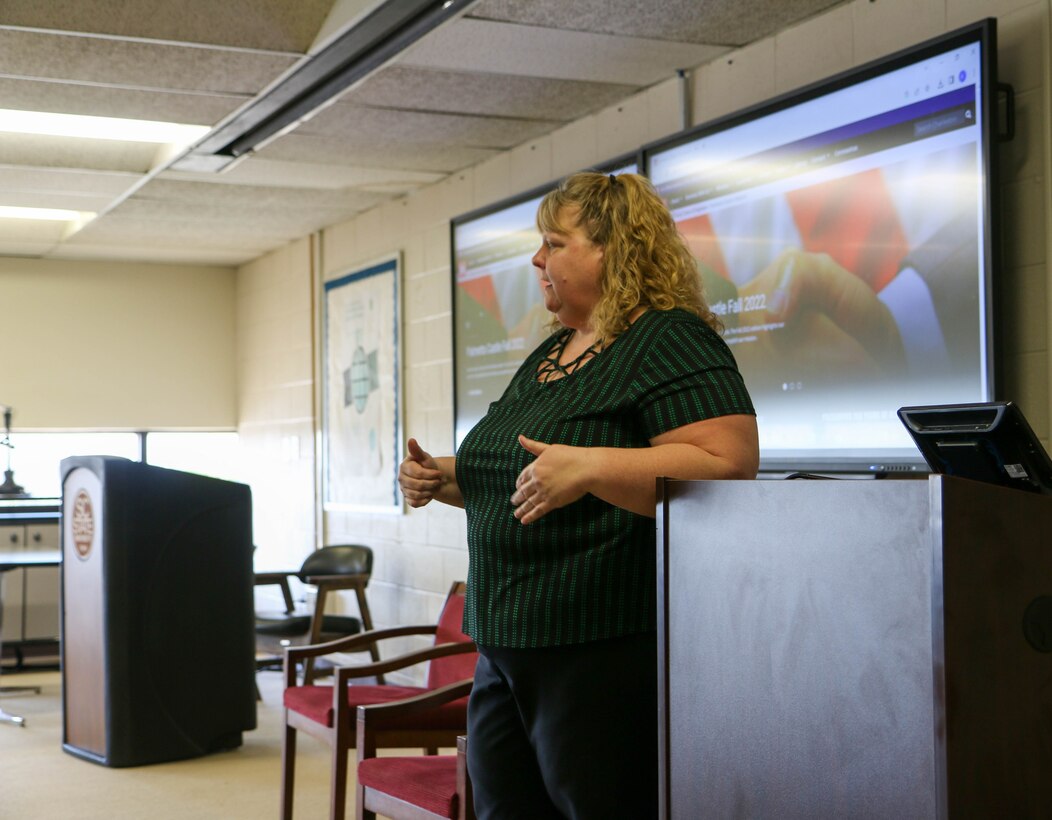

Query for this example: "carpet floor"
[0,668,401,819]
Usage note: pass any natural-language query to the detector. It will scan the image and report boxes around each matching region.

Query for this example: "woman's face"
[531,206,604,331]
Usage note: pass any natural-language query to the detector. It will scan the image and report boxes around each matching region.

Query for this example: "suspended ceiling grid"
[0,0,845,266]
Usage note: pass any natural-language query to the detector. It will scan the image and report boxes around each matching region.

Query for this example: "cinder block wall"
[237,0,1051,681]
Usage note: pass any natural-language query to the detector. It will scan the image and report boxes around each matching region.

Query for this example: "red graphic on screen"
[787,169,908,292]
[677,213,730,280]
[460,275,503,324]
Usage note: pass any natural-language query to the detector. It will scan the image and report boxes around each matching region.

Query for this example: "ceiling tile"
[469,0,847,47]
[100,204,355,239]
[0,220,69,243]
[0,165,139,197]
[299,102,561,148]
[0,239,62,256]
[87,182,383,248]
[398,18,729,85]
[0,0,335,52]
[342,64,638,121]
[0,133,161,174]
[0,191,113,213]
[258,131,500,173]
[0,28,299,96]
[0,77,247,126]
[133,177,387,214]
[71,211,301,247]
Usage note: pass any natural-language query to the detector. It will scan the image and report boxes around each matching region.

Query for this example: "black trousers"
[466,632,658,820]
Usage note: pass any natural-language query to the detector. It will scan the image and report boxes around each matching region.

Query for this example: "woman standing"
[399,172,758,818]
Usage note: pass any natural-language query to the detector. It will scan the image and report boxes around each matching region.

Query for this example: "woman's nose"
[532,246,546,269]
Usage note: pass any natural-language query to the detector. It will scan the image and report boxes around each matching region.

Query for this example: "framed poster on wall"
[322,255,402,513]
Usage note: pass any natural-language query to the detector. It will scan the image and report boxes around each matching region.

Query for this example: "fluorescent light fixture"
[0,109,209,145]
[0,206,96,238]
[0,205,94,222]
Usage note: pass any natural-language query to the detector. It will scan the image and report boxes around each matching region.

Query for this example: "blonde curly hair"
[536,171,720,342]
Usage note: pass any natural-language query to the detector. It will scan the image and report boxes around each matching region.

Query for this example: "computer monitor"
[897,401,1052,494]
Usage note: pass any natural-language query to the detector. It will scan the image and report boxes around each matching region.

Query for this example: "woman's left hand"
[511,435,589,524]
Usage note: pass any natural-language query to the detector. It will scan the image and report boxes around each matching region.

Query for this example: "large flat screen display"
[451,156,638,447]
[646,19,999,473]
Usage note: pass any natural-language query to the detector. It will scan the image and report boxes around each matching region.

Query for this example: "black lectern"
[60,456,257,767]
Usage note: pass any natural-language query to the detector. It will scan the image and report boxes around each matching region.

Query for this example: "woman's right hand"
[398,438,445,508]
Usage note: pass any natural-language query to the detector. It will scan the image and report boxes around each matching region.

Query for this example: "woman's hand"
[511,435,590,524]
[511,414,758,522]
[398,438,446,508]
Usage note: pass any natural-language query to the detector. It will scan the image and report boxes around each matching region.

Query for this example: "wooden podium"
[657,475,1052,819]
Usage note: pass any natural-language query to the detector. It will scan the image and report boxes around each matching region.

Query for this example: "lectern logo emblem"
[71,489,95,559]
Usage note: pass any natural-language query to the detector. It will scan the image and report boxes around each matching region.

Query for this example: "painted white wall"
[237,0,1051,681]
[1,256,236,430]
[235,236,318,573]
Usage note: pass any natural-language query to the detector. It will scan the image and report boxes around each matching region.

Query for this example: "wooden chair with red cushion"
[281,580,476,820]
[356,683,475,820]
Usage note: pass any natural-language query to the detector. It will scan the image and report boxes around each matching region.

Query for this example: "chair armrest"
[331,640,477,683]
[283,624,450,686]
[356,677,474,729]
[284,623,439,662]
[285,639,473,687]
[355,677,474,762]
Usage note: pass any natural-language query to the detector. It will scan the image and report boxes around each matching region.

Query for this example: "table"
[1,550,61,727]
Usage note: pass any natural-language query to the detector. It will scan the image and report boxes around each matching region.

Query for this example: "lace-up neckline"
[536,329,602,383]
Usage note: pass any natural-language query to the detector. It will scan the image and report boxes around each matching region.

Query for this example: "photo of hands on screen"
[677,143,979,399]
[649,39,991,463]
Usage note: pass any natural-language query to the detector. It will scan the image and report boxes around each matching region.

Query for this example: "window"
[4,432,240,498]
[144,432,241,483]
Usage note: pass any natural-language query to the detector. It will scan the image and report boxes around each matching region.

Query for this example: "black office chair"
[255,544,381,684]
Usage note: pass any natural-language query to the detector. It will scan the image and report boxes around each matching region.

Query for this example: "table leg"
[0,706,26,727]
[1,631,40,727]
[0,676,36,728]
[1,558,57,727]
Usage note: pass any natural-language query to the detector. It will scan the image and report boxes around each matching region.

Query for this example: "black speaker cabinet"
[60,456,257,767]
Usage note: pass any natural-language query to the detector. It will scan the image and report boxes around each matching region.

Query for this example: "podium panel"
[657,475,1052,819]
[61,456,257,767]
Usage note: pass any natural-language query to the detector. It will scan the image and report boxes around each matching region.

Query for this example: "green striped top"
[456,308,755,648]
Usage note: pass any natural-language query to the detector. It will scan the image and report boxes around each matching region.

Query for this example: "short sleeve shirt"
[456,308,755,648]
